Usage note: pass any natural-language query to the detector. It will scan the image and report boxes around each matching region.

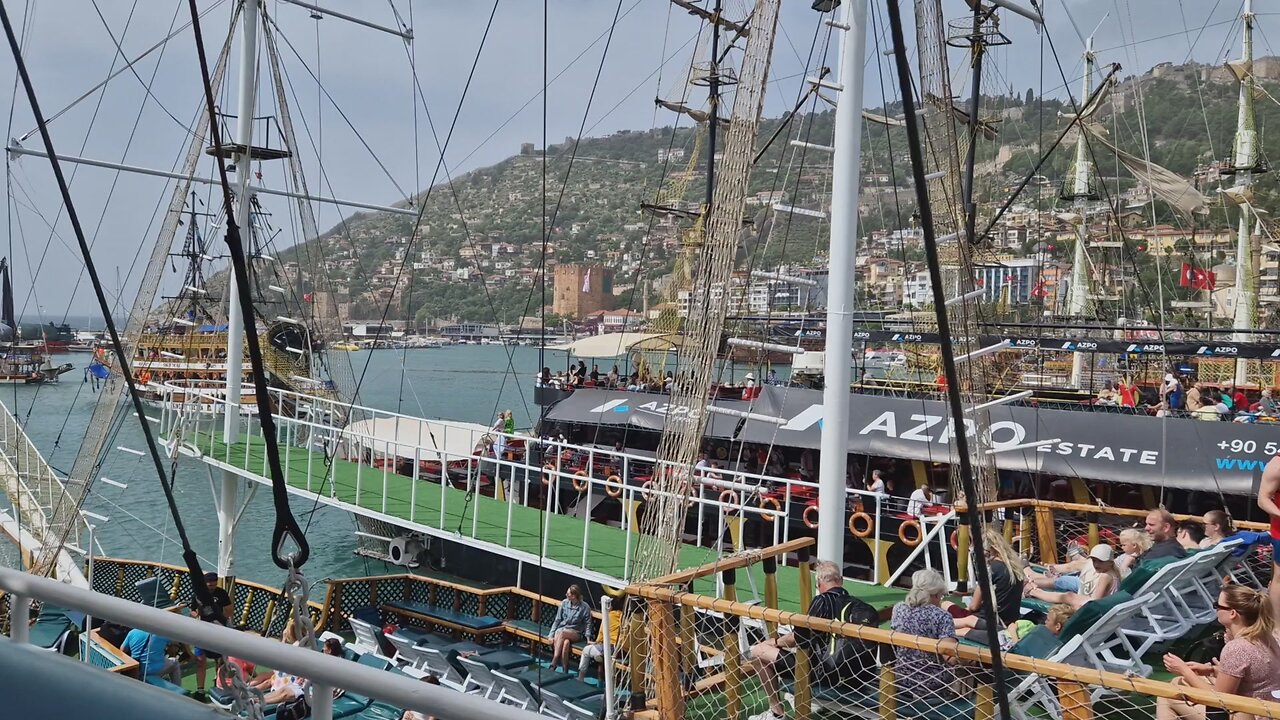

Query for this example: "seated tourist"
[1143,509,1189,561]
[949,530,1025,638]
[548,584,593,674]
[748,561,867,720]
[1200,510,1235,548]
[1096,381,1118,406]
[1115,528,1153,577]
[577,608,622,681]
[1259,388,1278,417]
[1176,520,1206,550]
[402,674,441,720]
[121,626,182,686]
[889,568,959,706]
[906,485,935,517]
[1005,603,1075,649]
[1158,585,1280,720]
[1024,544,1120,609]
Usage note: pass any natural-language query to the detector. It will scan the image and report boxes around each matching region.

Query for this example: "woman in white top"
[1025,544,1121,609]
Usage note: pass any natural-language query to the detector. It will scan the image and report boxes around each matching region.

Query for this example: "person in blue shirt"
[121,627,182,686]
[548,584,593,674]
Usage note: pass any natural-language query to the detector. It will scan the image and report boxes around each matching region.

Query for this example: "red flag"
[1030,281,1049,298]
[1179,263,1216,290]
[303,292,314,302]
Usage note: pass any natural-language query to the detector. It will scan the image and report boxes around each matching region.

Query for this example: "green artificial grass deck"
[199,431,906,613]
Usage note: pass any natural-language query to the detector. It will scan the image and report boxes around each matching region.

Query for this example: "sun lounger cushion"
[1118,557,1178,595]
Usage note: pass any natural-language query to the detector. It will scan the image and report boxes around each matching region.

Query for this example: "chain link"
[285,562,317,650]
[217,658,266,720]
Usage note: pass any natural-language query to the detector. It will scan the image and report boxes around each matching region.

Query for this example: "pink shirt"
[1217,637,1280,702]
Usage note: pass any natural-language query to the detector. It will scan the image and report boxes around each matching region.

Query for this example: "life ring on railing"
[758,495,782,521]
[605,475,623,498]
[849,512,873,538]
[802,505,820,529]
[719,489,740,514]
[541,463,556,486]
[571,470,589,492]
[949,530,960,550]
[641,480,655,502]
[139,370,152,385]
[898,519,923,547]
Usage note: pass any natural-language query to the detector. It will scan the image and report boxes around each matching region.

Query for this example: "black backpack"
[817,595,879,684]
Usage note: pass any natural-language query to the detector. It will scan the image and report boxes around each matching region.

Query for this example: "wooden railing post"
[763,556,779,637]
[678,582,696,677]
[975,681,994,720]
[795,547,813,720]
[648,598,683,720]
[626,597,649,716]
[878,664,897,720]
[1059,680,1093,720]
[1034,505,1058,564]
[723,568,741,719]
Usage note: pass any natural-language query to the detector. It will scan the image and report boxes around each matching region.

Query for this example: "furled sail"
[1078,122,1209,219]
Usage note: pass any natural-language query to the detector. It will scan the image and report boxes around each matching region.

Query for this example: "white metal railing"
[0,399,86,583]
[155,384,960,588]
[0,567,538,720]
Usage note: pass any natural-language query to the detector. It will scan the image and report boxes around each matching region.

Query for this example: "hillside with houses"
[266,57,1280,330]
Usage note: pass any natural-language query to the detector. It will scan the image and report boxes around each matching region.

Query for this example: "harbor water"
[0,345,563,583]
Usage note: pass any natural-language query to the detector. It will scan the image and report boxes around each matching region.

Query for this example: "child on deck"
[1003,603,1075,650]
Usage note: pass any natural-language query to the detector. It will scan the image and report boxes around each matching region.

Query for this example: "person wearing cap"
[1023,544,1120,609]
[190,571,234,701]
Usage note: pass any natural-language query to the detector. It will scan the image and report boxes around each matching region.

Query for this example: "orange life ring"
[898,519,923,547]
[605,475,623,498]
[719,489,739,513]
[139,370,152,385]
[949,530,960,550]
[572,470,589,492]
[802,505,820,529]
[849,512,873,538]
[758,495,782,521]
[541,463,556,486]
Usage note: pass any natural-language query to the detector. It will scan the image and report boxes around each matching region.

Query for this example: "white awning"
[343,417,491,462]
[550,332,681,359]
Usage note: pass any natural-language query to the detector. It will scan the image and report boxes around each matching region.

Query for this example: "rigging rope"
[0,0,221,618]
[185,0,308,571]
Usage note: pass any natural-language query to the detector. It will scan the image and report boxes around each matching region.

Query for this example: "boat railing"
[154,383,962,590]
[624,538,1280,720]
[0,566,538,720]
[965,498,1274,588]
[0,395,86,583]
[87,556,323,639]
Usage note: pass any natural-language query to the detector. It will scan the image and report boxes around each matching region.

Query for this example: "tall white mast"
[816,0,868,566]
[218,0,261,580]
[1065,38,1095,389]
[1231,0,1258,386]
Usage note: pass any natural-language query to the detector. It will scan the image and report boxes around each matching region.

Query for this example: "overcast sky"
[0,0,1256,319]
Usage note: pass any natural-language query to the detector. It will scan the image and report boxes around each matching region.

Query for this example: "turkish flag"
[1030,281,1049,298]
[1179,263,1216,290]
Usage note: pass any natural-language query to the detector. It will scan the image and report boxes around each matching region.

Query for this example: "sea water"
[0,345,563,584]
